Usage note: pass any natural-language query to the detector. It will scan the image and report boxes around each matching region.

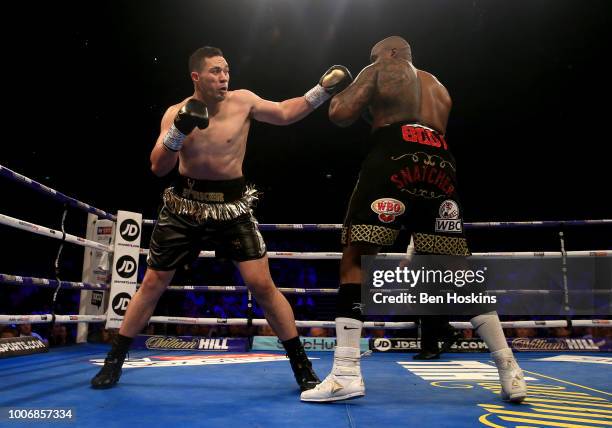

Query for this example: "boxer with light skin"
[91,46,353,391]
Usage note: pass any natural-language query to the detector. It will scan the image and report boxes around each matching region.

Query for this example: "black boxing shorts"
[342,122,470,256]
[147,176,267,270]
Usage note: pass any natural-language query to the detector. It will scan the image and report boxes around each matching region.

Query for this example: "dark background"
[1,0,610,281]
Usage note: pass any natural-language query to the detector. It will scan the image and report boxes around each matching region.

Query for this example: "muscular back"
[369,59,420,129]
[371,59,451,134]
[416,70,452,134]
[330,59,452,135]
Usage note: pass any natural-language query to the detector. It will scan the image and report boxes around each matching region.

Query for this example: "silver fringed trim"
[163,186,259,223]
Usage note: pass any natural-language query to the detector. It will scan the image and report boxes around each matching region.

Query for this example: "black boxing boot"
[439,326,462,356]
[414,322,461,360]
[91,334,132,389]
[282,337,321,391]
[413,334,462,359]
[413,348,441,360]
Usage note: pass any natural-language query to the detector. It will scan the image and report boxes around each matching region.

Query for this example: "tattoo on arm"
[330,66,377,127]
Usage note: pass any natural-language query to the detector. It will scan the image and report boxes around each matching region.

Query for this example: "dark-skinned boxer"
[301,36,526,403]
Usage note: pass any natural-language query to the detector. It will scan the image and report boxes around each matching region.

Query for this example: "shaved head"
[370,36,412,63]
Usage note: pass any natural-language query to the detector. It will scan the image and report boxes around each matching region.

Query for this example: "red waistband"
[400,124,448,150]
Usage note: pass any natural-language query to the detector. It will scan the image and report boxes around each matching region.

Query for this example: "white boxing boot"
[492,348,527,403]
[300,346,365,402]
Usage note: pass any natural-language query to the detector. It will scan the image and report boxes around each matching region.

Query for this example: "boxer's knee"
[139,268,173,300]
[247,277,277,303]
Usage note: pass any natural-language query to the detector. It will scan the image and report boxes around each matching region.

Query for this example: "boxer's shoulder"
[228,89,257,103]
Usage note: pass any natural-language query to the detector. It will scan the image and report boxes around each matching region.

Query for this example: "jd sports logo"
[116,255,137,278]
[119,219,140,242]
[112,292,131,315]
[373,338,392,352]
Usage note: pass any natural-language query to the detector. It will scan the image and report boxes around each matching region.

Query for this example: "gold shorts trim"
[413,232,471,256]
[163,186,258,223]
[341,224,399,246]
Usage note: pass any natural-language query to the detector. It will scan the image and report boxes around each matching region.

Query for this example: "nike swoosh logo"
[472,322,486,331]
[343,326,359,330]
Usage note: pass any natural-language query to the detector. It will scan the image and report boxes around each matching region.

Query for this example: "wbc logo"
[435,199,462,233]
[370,198,406,223]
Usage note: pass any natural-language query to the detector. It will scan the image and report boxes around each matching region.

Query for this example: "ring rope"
[0,213,111,252]
[2,165,611,230]
[0,314,107,324]
[3,210,609,260]
[254,220,612,231]
[4,315,607,330]
[0,274,108,291]
[0,164,115,221]
[175,249,612,259]
[3,273,610,297]
[51,205,70,326]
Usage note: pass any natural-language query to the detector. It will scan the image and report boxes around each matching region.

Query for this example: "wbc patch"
[435,199,462,233]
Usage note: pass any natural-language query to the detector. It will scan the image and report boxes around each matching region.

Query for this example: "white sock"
[470,311,509,353]
[335,317,363,349]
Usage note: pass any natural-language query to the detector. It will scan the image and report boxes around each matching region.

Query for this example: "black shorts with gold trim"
[342,122,470,256]
[147,176,266,270]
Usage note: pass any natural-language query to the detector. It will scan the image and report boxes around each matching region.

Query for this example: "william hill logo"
[145,336,229,351]
[198,338,229,350]
[511,337,601,351]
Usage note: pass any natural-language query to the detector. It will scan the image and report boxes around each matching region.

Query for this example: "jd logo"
[373,338,392,352]
[119,219,140,242]
[116,255,137,278]
[112,293,131,315]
